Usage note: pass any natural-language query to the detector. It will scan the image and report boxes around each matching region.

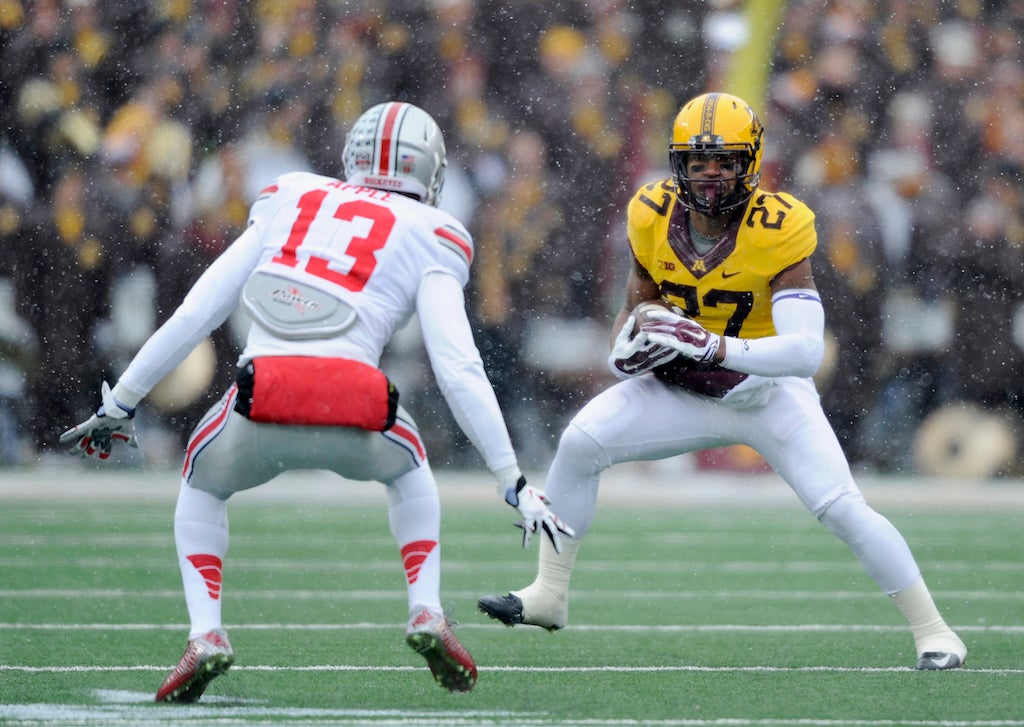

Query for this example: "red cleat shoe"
[405,608,477,692]
[155,628,235,703]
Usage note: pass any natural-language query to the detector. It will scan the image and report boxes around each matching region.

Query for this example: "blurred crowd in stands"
[1,0,1022,476]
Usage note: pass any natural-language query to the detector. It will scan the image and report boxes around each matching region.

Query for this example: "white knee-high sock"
[174,484,229,638]
[387,467,442,615]
[533,535,580,597]
[513,536,581,628]
[891,577,965,656]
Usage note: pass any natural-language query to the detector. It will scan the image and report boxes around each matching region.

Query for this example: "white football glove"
[59,381,139,460]
[608,315,679,378]
[642,309,721,363]
[498,471,575,553]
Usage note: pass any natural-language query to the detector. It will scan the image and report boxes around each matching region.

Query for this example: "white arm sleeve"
[720,289,825,378]
[116,226,263,398]
[416,270,519,475]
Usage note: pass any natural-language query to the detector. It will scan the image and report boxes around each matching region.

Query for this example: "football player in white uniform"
[60,101,574,701]
[478,92,966,671]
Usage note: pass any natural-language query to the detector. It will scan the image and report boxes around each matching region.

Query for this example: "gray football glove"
[59,381,139,460]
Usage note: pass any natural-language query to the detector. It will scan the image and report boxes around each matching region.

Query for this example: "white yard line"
[2,622,1024,634]
[0,588,1020,601]
[3,679,1024,727]
[3,664,1024,675]
[4,694,1020,727]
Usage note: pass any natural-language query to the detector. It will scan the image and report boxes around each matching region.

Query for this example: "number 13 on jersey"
[272,189,396,292]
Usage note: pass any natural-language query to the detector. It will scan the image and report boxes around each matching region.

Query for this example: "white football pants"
[545,374,922,594]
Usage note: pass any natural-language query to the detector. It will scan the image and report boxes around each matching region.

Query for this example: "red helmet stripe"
[377,102,404,176]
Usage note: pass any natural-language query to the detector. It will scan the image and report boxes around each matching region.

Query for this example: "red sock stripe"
[400,539,436,584]
[186,554,224,600]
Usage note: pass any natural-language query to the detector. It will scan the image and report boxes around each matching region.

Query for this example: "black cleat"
[916,651,965,670]
[478,593,526,627]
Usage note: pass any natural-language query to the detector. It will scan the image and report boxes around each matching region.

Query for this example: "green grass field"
[2,465,1022,726]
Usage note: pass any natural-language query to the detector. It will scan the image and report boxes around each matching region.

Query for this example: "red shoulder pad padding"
[235,356,398,430]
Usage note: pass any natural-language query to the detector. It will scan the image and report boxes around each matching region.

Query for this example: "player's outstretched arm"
[416,273,576,552]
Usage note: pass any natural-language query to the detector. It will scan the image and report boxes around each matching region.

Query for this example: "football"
[629,299,681,337]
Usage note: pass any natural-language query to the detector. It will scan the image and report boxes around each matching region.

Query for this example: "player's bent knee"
[557,422,610,472]
[818,491,884,543]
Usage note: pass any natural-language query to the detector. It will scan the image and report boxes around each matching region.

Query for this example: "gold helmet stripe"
[700,92,720,135]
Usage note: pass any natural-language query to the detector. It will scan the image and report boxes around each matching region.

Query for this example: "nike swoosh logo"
[721,270,741,278]
[920,652,957,668]
[775,291,821,302]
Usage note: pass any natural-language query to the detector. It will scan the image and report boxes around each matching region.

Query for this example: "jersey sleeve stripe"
[772,289,821,304]
[434,225,473,266]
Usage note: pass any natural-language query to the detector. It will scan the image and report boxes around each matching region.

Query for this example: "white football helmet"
[342,102,447,206]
